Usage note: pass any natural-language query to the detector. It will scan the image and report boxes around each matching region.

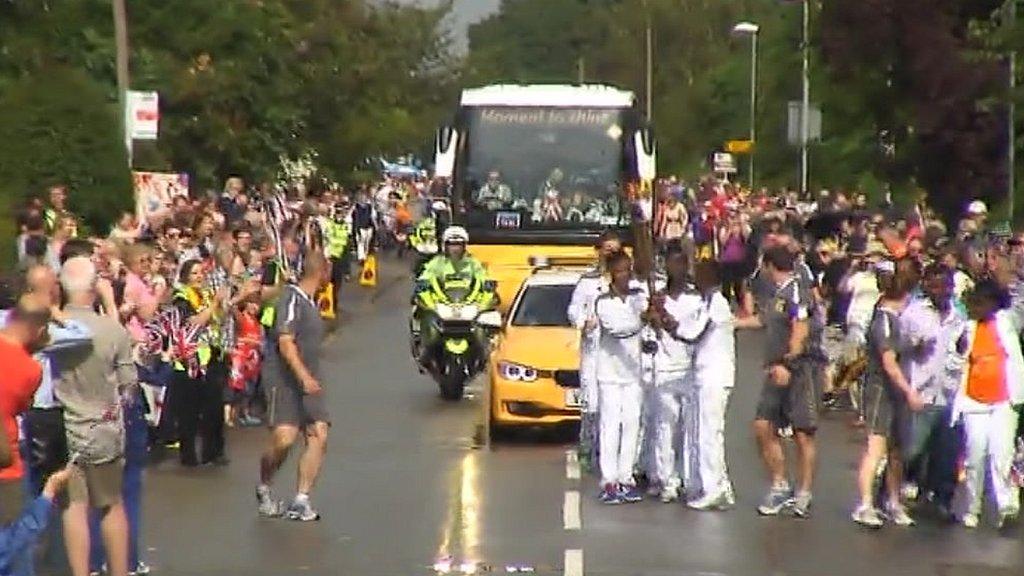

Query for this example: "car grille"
[554,370,580,388]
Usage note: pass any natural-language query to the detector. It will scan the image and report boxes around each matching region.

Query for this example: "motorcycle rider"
[409,201,446,276]
[413,226,495,366]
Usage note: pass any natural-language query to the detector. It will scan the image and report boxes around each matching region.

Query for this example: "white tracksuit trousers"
[599,382,644,486]
[356,227,374,262]
[961,402,1020,515]
[652,374,699,492]
[695,382,734,498]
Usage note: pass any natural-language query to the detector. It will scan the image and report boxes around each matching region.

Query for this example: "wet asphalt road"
[135,258,1023,576]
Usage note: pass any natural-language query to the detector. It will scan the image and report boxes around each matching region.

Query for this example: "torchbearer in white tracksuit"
[594,251,648,504]
[566,232,623,472]
[672,260,737,510]
[648,244,703,503]
[950,279,1024,529]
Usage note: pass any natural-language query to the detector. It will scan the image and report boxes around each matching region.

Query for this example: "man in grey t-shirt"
[55,257,133,576]
[257,252,331,522]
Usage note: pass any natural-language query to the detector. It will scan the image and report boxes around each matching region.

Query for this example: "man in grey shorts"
[256,251,331,522]
[736,246,818,518]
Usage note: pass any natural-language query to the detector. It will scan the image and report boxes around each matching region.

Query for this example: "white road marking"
[565,449,580,480]
[563,491,581,530]
[564,549,584,576]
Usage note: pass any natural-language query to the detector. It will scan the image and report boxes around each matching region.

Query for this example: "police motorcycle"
[410,228,500,401]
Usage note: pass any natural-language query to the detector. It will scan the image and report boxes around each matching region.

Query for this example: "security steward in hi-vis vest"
[324,208,352,307]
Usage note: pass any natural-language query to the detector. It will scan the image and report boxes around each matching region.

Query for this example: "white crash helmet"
[967,199,988,216]
[442,225,469,245]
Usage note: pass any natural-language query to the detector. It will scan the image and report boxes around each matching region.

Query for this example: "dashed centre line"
[563,491,581,531]
[564,549,584,576]
[565,449,581,480]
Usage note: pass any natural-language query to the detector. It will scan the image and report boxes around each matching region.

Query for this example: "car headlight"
[497,361,539,382]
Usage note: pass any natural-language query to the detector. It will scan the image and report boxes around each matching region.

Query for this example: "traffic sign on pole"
[725,139,754,154]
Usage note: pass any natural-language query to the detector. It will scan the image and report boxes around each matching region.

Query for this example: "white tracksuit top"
[654,290,702,377]
[676,291,736,386]
[594,287,649,386]
[567,270,607,389]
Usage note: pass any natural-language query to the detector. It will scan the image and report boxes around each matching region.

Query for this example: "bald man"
[257,252,332,522]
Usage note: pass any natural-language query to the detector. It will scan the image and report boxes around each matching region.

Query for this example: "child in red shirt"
[227,300,263,427]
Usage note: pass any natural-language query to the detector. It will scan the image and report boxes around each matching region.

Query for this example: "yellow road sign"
[726,139,754,154]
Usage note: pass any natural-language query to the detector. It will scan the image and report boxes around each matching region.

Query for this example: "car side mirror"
[476,310,503,330]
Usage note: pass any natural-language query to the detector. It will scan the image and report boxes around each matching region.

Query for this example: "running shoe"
[757,485,795,516]
[130,561,152,576]
[256,485,286,518]
[899,482,919,502]
[286,497,321,522]
[996,507,1019,530]
[599,483,623,505]
[791,491,813,518]
[884,502,915,527]
[659,485,679,504]
[619,484,644,503]
[961,513,979,529]
[688,491,733,511]
[851,505,884,528]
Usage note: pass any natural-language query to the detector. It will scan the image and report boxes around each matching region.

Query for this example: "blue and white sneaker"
[285,496,321,522]
[599,483,623,505]
[757,485,795,516]
[619,484,644,503]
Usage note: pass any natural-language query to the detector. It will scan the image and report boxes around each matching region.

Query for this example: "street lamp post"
[800,0,810,197]
[732,22,760,191]
[643,0,653,122]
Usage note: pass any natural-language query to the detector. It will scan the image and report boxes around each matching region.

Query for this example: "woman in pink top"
[121,244,163,342]
[717,211,751,304]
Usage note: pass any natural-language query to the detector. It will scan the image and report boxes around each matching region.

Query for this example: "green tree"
[0,68,132,250]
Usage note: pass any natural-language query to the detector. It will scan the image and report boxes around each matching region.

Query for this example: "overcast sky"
[397,0,501,49]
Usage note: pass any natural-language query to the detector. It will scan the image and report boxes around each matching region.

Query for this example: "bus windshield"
[458,106,628,230]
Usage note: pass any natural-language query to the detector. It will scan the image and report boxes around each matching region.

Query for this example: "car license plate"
[564,389,582,408]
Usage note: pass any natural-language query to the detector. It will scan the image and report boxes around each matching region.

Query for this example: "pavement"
[128,256,1023,576]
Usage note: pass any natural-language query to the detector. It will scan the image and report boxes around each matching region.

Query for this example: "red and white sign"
[126,90,159,140]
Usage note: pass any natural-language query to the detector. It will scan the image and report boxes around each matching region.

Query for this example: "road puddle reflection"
[434,452,482,573]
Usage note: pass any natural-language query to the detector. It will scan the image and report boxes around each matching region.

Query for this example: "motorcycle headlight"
[497,361,539,382]
[460,304,480,319]
[435,303,454,320]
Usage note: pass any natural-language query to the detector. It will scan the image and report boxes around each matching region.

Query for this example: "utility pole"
[1009,0,1017,221]
[643,0,652,122]
[749,30,758,191]
[113,0,131,167]
[800,0,810,198]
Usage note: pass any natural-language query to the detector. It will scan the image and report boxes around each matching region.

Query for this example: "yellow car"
[488,268,584,428]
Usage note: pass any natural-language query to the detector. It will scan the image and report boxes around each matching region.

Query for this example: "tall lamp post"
[732,22,760,191]
[800,0,810,197]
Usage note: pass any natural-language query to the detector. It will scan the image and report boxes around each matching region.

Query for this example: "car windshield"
[511,284,574,327]
[459,106,627,229]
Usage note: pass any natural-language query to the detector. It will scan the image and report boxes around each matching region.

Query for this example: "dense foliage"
[0,0,457,239]
[465,0,1019,221]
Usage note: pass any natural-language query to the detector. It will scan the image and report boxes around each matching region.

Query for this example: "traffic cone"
[317,282,336,319]
[360,254,378,287]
